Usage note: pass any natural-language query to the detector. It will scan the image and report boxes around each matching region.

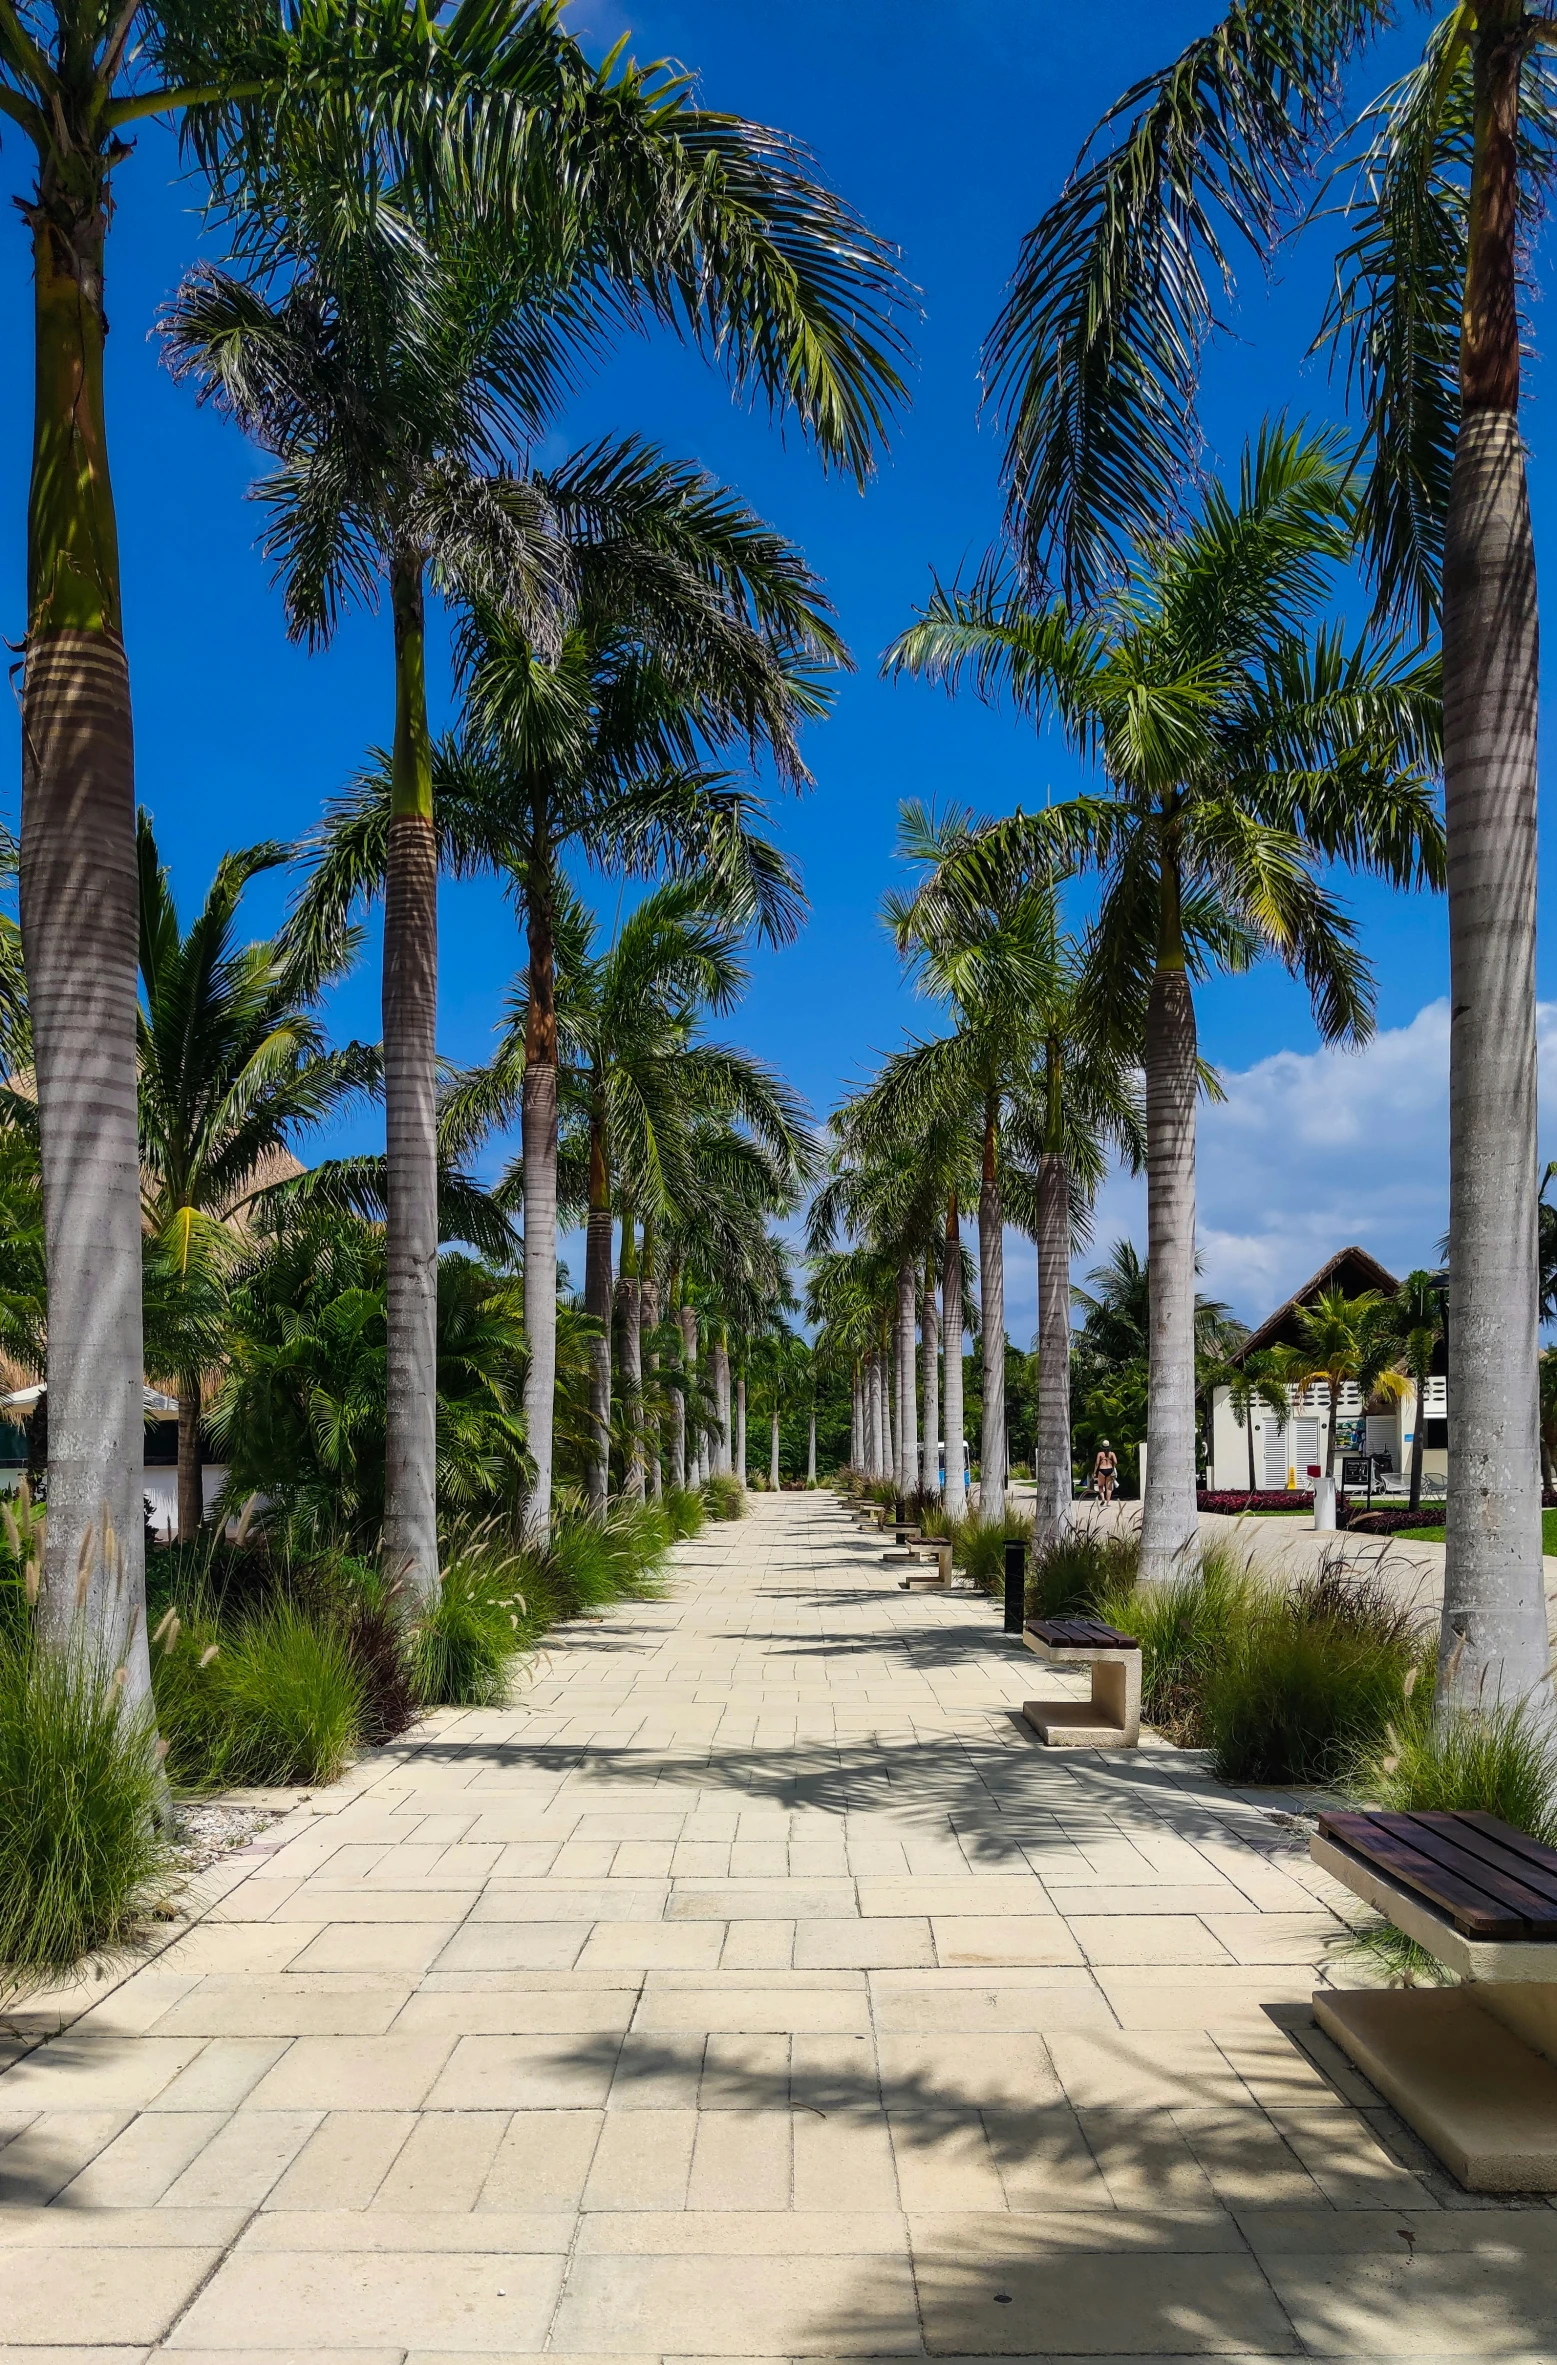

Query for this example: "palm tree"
[6,3,906,1669]
[887,427,1442,1583]
[983,2,1547,1704]
[885,812,1143,1547]
[1210,1350,1292,1495]
[1379,1270,1448,1516]
[136,812,372,1540]
[1285,1288,1409,1497]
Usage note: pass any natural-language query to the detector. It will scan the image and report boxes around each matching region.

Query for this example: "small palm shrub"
[663,1486,706,1540]
[1203,1559,1425,1787]
[155,1598,364,1786]
[703,1473,746,1521]
[0,1638,176,1986]
[1028,1526,1139,1619]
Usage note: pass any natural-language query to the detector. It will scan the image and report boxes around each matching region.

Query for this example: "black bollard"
[1003,1537,1026,1635]
[894,1493,908,1543]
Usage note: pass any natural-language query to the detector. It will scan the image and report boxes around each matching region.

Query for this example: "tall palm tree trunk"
[1245,1404,1257,1495]
[897,1258,918,1496]
[21,174,152,1705]
[978,1108,1006,1521]
[807,1401,817,1484]
[583,1116,613,1512]
[942,1197,966,1521]
[1409,1369,1427,1516]
[1141,908,1201,1584]
[382,549,440,1602]
[1441,12,1547,1715]
[621,1256,644,1503]
[676,1300,697,1491]
[520,853,560,1546]
[770,1408,781,1488]
[921,1255,940,1500]
[881,1334,894,1480]
[1034,1148,1073,1552]
[868,1355,883,1479]
[736,1374,748,1488]
[851,1372,862,1469]
[713,1332,731,1475]
[177,1382,203,1543]
[641,1261,662,1499]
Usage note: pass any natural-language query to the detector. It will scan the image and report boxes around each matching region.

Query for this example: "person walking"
[1092,1440,1119,1506]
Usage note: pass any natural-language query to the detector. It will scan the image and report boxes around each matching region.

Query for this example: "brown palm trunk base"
[177,1386,203,1543]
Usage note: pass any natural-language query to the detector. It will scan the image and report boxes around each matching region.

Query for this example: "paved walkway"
[2,1493,1555,2361]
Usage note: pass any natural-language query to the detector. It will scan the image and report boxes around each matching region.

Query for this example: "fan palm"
[1211,1350,1293,1494]
[1377,1268,1447,1515]
[6,1,907,1676]
[983,0,1547,1700]
[1285,1287,1410,1496]
[887,425,1442,1581]
[135,811,373,1540]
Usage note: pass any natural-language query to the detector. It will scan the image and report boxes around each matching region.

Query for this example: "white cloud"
[1033,999,1557,1332]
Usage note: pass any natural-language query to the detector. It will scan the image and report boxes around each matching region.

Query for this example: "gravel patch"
[173,1800,281,1874]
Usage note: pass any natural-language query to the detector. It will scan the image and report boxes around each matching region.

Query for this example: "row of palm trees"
[6,3,907,1706]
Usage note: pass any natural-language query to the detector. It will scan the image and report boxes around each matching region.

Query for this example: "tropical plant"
[884,812,1144,1542]
[294,441,834,1545]
[887,426,1442,1582]
[1285,1287,1410,1487]
[981,0,1548,1712]
[6,3,906,1689]
[1209,1349,1293,1494]
[1371,1269,1447,1514]
[135,812,371,1538]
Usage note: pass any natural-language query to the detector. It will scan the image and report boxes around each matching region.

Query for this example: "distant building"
[1206,1247,1446,1494]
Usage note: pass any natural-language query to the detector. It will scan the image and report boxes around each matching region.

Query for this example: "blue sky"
[3,2,1554,1335]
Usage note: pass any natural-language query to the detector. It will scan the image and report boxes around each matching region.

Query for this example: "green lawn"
[1393,1510,1557,1551]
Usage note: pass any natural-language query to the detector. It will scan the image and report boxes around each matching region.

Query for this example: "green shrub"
[948,1511,1033,1592]
[1028,1526,1138,1619]
[0,1641,177,1987]
[406,1544,525,1708]
[155,1598,364,1786]
[663,1486,706,1541]
[1357,1688,1557,1844]
[1204,1560,1424,1787]
[703,1474,746,1521]
[1096,1541,1255,1745]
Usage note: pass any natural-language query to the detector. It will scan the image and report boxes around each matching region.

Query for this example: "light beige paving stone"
[583,2108,698,2210]
[877,2035,1062,2113]
[1200,1912,1342,1965]
[666,1881,858,1922]
[150,1977,409,2037]
[1046,2030,1253,2111]
[911,2237,1297,2356]
[791,2108,900,2211]
[246,2033,456,2111]
[160,2107,322,2208]
[719,1921,795,1969]
[476,2109,602,2211]
[428,2033,621,2109]
[793,1918,934,1970]
[1067,1914,1238,1966]
[0,2207,247,2247]
[868,1969,1113,2035]
[0,2245,222,2344]
[371,2110,509,2210]
[887,2112,1008,2211]
[268,1887,481,1923]
[143,2039,291,2112]
[54,2110,229,2207]
[547,2248,923,2354]
[0,2111,134,2204]
[790,2032,881,2113]
[0,2037,202,2111]
[168,2247,566,2351]
[242,2209,572,2251]
[577,1920,726,1970]
[633,1985,871,2035]
[286,1922,465,1974]
[160,1924,319,1975]
[262,2110,416,2209]
[469,1881,670,1923]
[432,1922,591,1971]
[395,1985,637,2035]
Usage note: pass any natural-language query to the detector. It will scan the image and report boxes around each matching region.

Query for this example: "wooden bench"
[892,1534,953,1588]
[1311,1808,1557,2191]
[1020,1616,1141,1748]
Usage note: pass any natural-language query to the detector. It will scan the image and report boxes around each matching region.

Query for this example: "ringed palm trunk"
[583,1113,613,1512]
[921,1256,940,1500]
[942,1197,967,1521]
[897,1258,918,1497]
[807,1401,817,1484]
[713,1333,732,1475]
[642,1265,662,1499]
[881,1334,894,1479]
[868,1356,883,1479]
[381,547,440,1604]
[770,1408,781,1488]
[21,168,152,1707]
[1409,1372,1427,1516]
[621,1249,644,1504]
[520,847,560,1546]
[177,1382,203,1543]
[736,1375,747,1487]
[1245,1403,1257,1495]
[978,1104,1006,1522]
[851,1373,862,1470]
[1034,1147,1073,1552]
[1440,6,1548,1716]
[677,1300,697,1491]
[1140,872,1201,1585]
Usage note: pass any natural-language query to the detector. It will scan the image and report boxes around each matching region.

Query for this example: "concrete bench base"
[1022,1697,1137,1748]
[1020,1630,1141,1748]
[1314,1985,1557,2192]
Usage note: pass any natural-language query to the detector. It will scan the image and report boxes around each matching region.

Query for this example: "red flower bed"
[1197,1489,1313,1514]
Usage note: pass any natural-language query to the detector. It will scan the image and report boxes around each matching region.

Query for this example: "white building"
[1206,1247,1447,1495]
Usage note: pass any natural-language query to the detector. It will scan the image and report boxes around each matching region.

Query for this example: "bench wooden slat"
[1317,1811,1530,1937]
[1024,1616,1139,1651]
[1453,1811,1557,1897]
[1386,1815,1557,1931]
[1405,1813,1557,1914]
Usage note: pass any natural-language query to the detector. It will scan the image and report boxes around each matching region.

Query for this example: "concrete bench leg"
[1023,1650,1141,1748]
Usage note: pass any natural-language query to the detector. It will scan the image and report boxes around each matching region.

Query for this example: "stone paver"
[2,1491,1553,2363]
